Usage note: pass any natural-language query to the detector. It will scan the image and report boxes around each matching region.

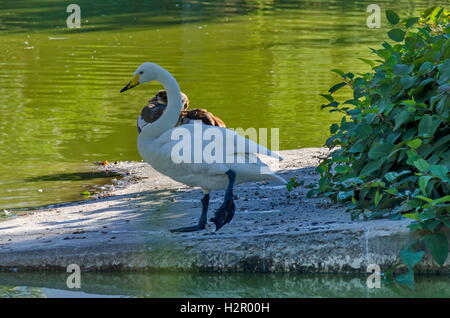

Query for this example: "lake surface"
[0,0,448,208]
[0,272,450,298]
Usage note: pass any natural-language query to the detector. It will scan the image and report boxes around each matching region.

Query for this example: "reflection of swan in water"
[121,62,285,232]
[137,90,226,134]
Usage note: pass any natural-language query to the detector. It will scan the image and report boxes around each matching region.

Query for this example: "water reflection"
[0,285,45,298]
[23,171,120,182]
[0,272,449,298]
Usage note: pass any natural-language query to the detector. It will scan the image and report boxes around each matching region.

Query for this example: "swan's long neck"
[140,67,182,138]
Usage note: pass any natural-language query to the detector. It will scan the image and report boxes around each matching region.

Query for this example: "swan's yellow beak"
[120,74,140,93]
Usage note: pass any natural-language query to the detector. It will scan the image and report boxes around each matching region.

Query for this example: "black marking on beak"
[120,82,139,93]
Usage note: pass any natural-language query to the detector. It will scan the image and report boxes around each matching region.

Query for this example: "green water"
[0,0,448,208]
[0,272,449,298]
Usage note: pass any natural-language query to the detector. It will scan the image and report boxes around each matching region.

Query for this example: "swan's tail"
[265,149,283,161]
[259,166,286,184]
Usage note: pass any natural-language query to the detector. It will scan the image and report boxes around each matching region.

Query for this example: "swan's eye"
[139,71,143,74]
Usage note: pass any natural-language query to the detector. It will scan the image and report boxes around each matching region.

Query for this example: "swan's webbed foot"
[210,170,236,231]
[170,194,209,233]
[210,196,235,231]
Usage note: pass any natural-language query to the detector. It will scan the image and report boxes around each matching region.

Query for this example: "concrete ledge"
[0,148,448,273]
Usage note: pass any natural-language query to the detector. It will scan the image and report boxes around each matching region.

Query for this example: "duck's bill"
[120,74,140,93]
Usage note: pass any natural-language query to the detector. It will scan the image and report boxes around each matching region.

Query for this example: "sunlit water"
[0,0,447,208]
[0,272,450,298]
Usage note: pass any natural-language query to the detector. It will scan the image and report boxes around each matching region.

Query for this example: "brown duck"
[137,90,226,133]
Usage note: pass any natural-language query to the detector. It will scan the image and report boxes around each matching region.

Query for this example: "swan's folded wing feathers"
[227,128,283,161]
[152,125,283,163]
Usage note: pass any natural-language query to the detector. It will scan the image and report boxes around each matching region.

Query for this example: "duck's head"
[120,62,160,93]
[150,90,190,109]
[149,90,167,103]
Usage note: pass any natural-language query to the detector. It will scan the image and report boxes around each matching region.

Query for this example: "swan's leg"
[170,193,210,232]
[210,170,236,231]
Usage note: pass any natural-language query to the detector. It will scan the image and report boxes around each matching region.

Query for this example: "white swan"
[120,62,285,232]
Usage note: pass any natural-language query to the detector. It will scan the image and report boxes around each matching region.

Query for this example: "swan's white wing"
[155,123,283,161]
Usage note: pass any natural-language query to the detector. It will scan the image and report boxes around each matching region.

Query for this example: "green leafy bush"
[315,7,449,281]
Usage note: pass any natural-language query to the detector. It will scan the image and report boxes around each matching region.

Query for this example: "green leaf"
[442,219,450,228]
[400,76,416,90]
[354,122,373,139]
[335,165,351,174]
[415,195,433,203]
[360,160,384,177]
[414,159,430,172]
[386,10,400,25]
[286,178,303,192]
[384,171,410,182]
[433,195,450,205]
[344,72,354,79]
[421,6,436,19]
[349,143,364,153]
[393,64,411,76]
[306,189,319,198]
[343,99,360,106]
[388,28,406,42]
[422,219,441,232]
[424,233,449,266]
[321,101,339,110]
[320,94,334,103]
[405,36,418,49]
[400,249,425,268]
[439,60,450,82]
[419,209,436,220]
[406,139,422,149]
[331,155,350,163]
[405,17,420,28]
[419,176,432,195]
[408,222,423,232]
[408,199,425,209]
[418,61,434,74]
[331,69,346,78]
[403,212,420,221]
[385,187,399,195]
[418,115,440,138]
[374,190,383,206]
[429,165,448,179]
[328,82,347,94]
[430,8,444,23]
[368,143,395,160]
[342,177,364,185]
[368,181,386,188]
[358,58,375,67]
[394,110,411,130]
[330,123,339,134]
